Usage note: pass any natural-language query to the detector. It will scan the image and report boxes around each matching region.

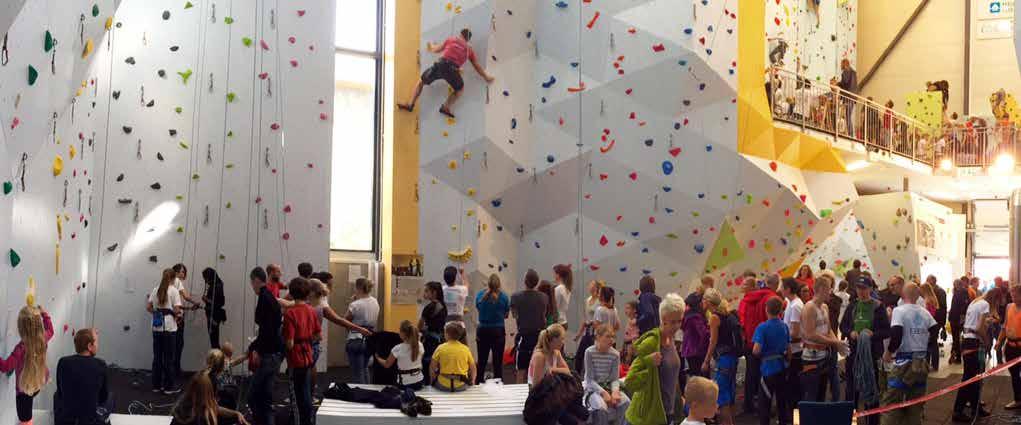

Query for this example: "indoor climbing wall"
[86,0,334,371]
[417,0,860,336]
[853,192,963,285]
[802,210,871,280]
[0,0,117,421]
[765,0,857,83]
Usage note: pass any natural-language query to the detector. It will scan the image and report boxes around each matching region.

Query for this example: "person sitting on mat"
[398,28,494,118]
[430,321,476,391]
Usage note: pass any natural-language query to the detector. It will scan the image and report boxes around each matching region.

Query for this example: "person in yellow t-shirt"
[431,322,476,391]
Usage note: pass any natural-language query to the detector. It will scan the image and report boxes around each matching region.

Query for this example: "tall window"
[331,1,382,251]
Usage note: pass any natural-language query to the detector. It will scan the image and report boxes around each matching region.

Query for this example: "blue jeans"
[152,331,175,390]
[249,352,282,425]
[828,350,842,401]
[290,367,314,425]
[346,338,370,384]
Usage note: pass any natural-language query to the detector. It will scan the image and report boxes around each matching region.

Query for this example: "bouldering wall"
[0,0,118,421]
[417,0,860,336]
[854,192,965,284]
[87,0,335,371]
[765,0,857,83]
[803,210,871,279]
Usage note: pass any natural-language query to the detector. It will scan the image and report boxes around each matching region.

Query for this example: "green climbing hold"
[178,69,193,84]
[184,1,194,9]
[28,65,38,85]
[242,37,253,47]
[174,106,183,114]
[225,202,232,209]
[92,4,100,17]
[2,181,12,195]
[179,142,190,149]
[9,249,20,268]
[175,195,184,200]
[224,16,234,24]
[44,30,54,52]
[192,174,200,180]
[227,130,234,137]
[176,226,184,233]
[226,92,236,102]
[225,163,235,169]
[820,209,833,218]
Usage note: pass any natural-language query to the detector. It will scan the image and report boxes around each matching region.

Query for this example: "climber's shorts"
[422,58,464,91]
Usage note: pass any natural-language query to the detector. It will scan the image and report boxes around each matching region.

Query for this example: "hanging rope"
[853,331,879,406]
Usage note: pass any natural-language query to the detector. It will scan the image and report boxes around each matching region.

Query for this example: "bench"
[316,383,530,425]
[33,411,171,425]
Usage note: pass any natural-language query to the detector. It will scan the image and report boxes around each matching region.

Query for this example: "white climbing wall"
[0,1,118,422]
[803,210,872,279]
[765,0,857,83]
[87,0,334,371]
[417,0,860,341]
[854,192,965,284]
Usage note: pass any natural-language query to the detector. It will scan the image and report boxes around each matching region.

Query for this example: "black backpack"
[716,311,745,356]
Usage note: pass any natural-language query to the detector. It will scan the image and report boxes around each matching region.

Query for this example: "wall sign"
[980,0,1015,20]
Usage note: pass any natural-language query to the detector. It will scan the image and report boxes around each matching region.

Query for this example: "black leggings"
[16,391,37,421]
[476,327,506,384]
[954,338,983,414]
[208,318,221,349]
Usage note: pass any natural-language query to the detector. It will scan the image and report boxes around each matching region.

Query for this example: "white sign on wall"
[978,18,1014,39]
[980,0,1015,20]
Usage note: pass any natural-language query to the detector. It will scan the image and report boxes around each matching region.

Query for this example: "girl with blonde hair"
[474,274,510,383]
[528,323,571,386]
[0,305,54,425]
[169,371,248,425]
[377,320,426,389]
[701,288,738,425]
[574,280,606,373]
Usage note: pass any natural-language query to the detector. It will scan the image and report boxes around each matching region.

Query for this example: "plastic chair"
[797,401,854,425]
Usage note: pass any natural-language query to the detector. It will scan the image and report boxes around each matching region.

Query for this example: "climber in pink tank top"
[398,28,495,119]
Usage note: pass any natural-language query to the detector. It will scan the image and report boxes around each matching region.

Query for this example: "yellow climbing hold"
[52,155,63,176]
[69,144,76,159]
[446,117,456,125]
[466,209,475,217]
[448,160,458,170]
[26,277,36,307]
[447,247,473,263]
[82,38,94,59]
[105,17,113,30]
[463,151,471,160]
[466,188,476,197]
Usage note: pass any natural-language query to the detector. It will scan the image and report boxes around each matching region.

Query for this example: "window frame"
[330,0,384,253]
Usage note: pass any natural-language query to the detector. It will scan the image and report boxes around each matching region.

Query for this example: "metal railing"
[767,67,941,167]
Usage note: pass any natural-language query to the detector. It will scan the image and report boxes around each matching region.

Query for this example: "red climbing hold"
[599,235,609,246]
[769,161,778,171]
[652,43,665,52]
[669,147,681,157]
[628,172,637,181]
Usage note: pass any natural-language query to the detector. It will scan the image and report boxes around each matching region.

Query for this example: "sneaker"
[163,387,182,395]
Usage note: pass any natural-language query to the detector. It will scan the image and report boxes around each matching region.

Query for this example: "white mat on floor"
[317,382,529,425]
[33,410,171,425]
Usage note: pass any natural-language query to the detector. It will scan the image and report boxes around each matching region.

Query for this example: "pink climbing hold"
[319,112,329,121]
[307,163,314,168]
[599,235,609,246]
[260,39,270,50]
[282,232,290,240]
[288,36,296,44]
[259,72,269,80]
[255,196,263,204]
[283,204,292,213]
[628,172,637,181]
[11,117,20,130]
[270,123,280,130]
[290,59,299,67]
[297,10,306,17]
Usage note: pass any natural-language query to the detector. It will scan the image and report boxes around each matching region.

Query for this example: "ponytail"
[400,320,421,362]
[158,269,175,305]
[599,286,615,308]
[485,274,502,303]
[536,323,565,356]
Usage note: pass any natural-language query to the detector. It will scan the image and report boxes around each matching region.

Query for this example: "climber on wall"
[397,28,495,119]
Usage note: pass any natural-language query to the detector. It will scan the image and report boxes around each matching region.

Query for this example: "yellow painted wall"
[859,1,966,115]
[385,0,422,331]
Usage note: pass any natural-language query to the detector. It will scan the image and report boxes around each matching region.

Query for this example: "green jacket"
[624,328,667,425]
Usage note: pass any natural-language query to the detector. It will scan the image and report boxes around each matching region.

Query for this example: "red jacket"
[738,289,777,346]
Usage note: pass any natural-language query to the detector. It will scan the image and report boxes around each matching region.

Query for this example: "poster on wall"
[916,220,936,249]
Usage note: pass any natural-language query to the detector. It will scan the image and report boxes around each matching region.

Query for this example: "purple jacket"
[680,310,709,358]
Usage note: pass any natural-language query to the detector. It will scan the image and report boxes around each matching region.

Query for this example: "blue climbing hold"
[642,269,652,275]
[497,225,504,231]
[694,244,704,254]
[706,48,713,55]
[555,1,568,8]
[891,259,900,266]
[644,139,654,147]
[699,83,706,91]
[541,97,547,103]
[570,62,579,68]
[511,118,517,129]
[546,155,555,163]
[620,266,628,272]
[491,198,503,208]
[683,28,693,35]
[535,241,542,248]
[502,90,509,96]
[729,69,735,75]
[705,145,713,152]
[662,186,672,192]
[641,247,649,253]
[701,0,708,5]
[665,208,675,214]
[516,167,526,173]
[541,75,557,88]
[526,31,532,38]
[707,25,714,32]
[631,232,640,238]
[679,59,688,66]
[662,161,674,175]
[780,238,788,246]
[682,99,691,106]
[674,122,681,130]
[697,193,705,199]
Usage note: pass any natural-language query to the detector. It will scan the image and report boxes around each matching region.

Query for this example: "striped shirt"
[583,346,621,393]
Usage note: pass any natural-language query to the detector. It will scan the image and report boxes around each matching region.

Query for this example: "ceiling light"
[846,160,871,171]
[939,158,954,171]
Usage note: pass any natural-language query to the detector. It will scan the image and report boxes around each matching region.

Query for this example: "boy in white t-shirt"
[681,376,719,425]
[883,283,938,425]
[442,266,469,324]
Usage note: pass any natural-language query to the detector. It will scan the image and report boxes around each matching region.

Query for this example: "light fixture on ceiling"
[939,158,954,171]
[846,160,871,171]
[992,153,1016,174]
